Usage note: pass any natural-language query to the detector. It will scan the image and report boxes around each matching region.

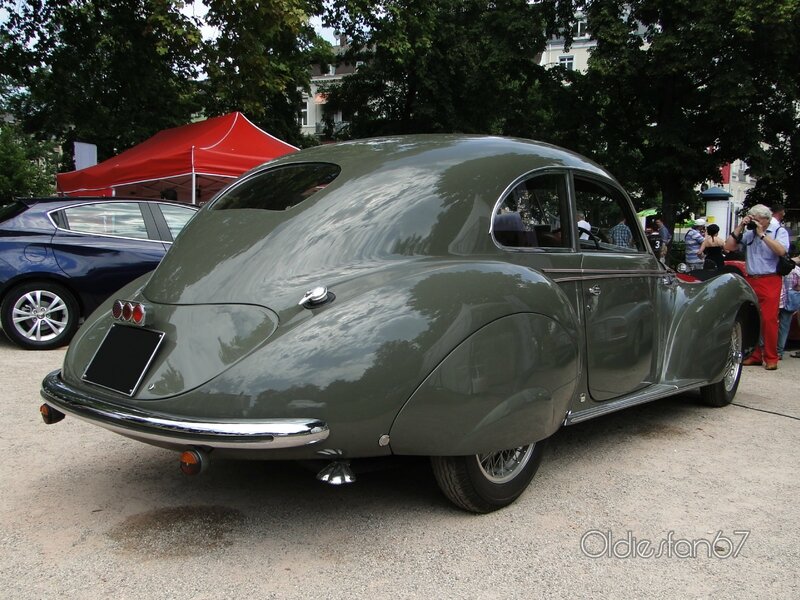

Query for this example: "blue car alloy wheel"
[1,281,79,350]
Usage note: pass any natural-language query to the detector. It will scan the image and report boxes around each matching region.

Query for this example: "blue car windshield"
[211,163,341,211]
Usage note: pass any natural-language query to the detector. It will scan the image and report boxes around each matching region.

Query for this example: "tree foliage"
[321,0,575,137]
[0,122,58,203]
[742,1,800,210]
[200,0,332,146]
[0,0,204,167]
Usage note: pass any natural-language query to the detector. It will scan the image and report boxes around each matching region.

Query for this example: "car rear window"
[211,163,340,211]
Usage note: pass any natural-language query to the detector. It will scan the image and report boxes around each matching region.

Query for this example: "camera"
[746,221,758,231]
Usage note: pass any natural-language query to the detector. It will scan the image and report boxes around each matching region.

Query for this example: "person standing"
[724,204,790,370]
[655,218,671,263]
[608,215,632,248]
[698,223,725,270]
[684,218,706,271]
[777,253,800,359]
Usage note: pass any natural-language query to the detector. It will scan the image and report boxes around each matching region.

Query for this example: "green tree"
[0,0,203,167]
[555,0,797,226]
[743,2,800,211]
[200,0,332,146]
[0,122,58,203]
[321,0,574,137]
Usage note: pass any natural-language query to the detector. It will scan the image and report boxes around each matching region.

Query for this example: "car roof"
[15,196,197,210]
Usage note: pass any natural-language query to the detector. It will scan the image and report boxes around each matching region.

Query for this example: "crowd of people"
[662,204,800,370]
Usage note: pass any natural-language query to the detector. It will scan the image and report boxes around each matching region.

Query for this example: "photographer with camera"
[725,204,790,370]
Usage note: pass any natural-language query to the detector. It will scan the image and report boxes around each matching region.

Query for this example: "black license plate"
[82,324,165,396]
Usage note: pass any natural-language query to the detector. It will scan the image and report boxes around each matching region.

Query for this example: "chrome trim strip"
[41,370,329,449]
[543,268,667,275]
[563,380,707,425]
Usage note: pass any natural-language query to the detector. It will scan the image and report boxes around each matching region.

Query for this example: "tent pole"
[191,145,197,205]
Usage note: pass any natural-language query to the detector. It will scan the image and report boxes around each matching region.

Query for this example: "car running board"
[564,380,708,425]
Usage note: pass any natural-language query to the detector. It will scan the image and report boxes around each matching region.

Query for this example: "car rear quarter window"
[158,204,196,238]
[211,163,340,211]
[58,202,149,239]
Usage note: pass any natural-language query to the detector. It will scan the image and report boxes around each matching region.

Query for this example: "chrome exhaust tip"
[316,460,356,485]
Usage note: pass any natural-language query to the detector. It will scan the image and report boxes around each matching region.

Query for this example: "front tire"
[700,318,743,407]
[431,440,547,513]
[0,281,79,350]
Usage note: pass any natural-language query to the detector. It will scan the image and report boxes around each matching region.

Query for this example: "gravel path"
[1,334,798,599]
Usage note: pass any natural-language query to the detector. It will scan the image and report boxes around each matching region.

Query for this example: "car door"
[50,201,167,313]
[573,174,661,401]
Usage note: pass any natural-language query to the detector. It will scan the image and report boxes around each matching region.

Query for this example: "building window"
[298,100,309,126]
[559,55,574,70]
[573,19,589,39]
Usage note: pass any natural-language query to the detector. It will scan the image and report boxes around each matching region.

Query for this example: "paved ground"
[1,333,798,599]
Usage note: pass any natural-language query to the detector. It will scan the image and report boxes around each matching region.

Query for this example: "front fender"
[388,313,578,455]
[664,273,759,383]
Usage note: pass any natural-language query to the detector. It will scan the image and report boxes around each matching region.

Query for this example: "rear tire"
[700,318,743,407]
[431,440,547,513]
[0,281,79,350]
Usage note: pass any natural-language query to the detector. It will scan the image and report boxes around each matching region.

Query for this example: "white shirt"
[577,219,591,240]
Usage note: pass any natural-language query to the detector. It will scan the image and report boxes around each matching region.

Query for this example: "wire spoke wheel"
[723,321,743,392]
[476,445,535,484]
[700,316,743,407]
[431,439,547,513]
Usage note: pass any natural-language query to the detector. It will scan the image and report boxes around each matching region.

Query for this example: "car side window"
[574,177,645,252]
[159,204,196,239]
[493,173,570,249]
[59,202,150,240]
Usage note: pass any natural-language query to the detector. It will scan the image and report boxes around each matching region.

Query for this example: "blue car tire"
[1,281,79,350]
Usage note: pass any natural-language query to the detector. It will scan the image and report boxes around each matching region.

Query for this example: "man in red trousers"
[725,204,790,370]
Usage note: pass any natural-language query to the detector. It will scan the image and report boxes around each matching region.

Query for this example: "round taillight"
[111,300,124,319]
[122,302,133,321]
[131,303,145,325]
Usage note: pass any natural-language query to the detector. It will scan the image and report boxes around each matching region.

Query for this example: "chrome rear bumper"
[40,370,330,450]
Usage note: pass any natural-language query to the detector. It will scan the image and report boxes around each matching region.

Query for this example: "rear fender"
[389,313,578,456]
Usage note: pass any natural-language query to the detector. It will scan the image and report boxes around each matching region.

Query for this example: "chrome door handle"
[588,285,601,296]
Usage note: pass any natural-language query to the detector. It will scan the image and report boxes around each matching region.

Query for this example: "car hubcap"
[12,290,69,342]
[724,322,743,392]
[476,444,535,484]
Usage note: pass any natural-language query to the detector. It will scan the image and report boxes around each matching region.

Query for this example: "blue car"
[0,197,196,349]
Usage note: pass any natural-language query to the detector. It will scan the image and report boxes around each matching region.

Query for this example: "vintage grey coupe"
[40,136,759,513]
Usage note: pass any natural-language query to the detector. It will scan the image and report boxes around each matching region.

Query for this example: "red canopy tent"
[56,112,298,205]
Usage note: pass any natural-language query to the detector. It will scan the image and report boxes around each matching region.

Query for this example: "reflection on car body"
[40,136,759,513]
